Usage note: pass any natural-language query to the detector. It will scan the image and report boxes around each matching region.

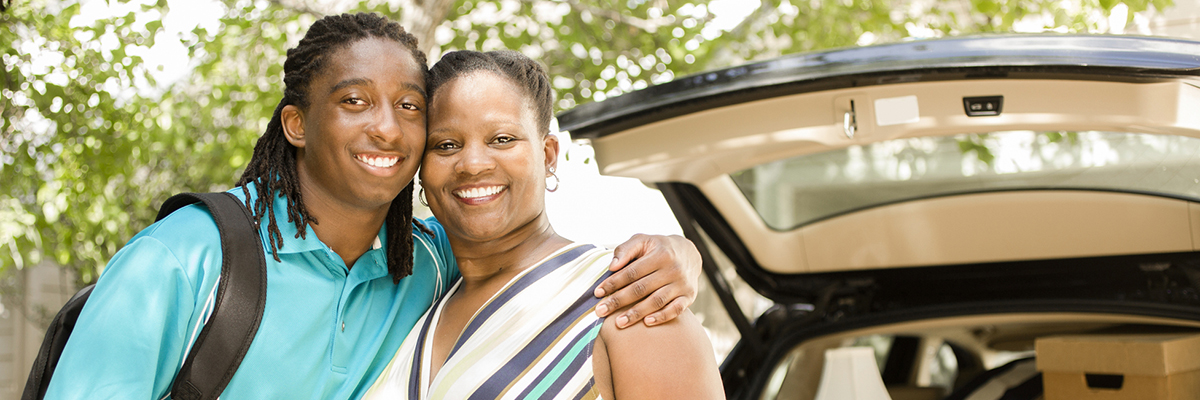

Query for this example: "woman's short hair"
[427,50,554,135]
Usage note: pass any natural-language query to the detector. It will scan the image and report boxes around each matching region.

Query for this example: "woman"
[365,50,725,399]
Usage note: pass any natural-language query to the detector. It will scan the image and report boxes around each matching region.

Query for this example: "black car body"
[559,35,1200,400]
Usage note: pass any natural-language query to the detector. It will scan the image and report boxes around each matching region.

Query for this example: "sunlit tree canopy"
[0,0,1175,293]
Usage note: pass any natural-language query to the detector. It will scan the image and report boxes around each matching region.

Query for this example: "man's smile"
[354,153,400,169]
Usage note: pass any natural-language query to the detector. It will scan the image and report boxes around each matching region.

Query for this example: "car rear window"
[730,131,1200,231]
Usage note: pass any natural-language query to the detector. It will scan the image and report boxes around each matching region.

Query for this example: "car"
[557,34,1200,400]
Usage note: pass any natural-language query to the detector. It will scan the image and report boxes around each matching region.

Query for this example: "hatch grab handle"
[843,100,857,139]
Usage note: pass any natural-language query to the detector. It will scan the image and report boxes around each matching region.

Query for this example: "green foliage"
[425,0,904,110]
[0,0,1172,289]
[3,0,178,285]
[957,134,995,165]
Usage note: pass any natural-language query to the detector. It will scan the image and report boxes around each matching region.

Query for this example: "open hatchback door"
[558,35,1200,400]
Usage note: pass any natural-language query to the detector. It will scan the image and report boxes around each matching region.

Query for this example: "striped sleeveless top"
[364,244,613,400]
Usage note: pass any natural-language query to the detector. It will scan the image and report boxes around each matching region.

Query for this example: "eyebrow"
[330,78,372,94]
[329,78,428,100]
[427,120,526,137]
[404,82,428,100]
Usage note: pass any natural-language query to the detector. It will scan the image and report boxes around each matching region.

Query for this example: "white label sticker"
[874,95,920,126]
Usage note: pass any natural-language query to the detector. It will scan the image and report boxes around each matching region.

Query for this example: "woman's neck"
[449,215,572,291]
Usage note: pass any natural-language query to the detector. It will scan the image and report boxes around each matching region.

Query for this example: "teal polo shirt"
[44,187,458,399]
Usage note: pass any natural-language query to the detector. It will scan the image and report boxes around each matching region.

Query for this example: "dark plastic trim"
[658,182,765,354]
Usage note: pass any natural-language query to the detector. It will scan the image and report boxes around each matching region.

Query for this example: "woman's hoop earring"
[419,188,428,207]
[546,172,560,193]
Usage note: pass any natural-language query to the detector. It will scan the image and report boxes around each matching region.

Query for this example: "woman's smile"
[453,185,507,204]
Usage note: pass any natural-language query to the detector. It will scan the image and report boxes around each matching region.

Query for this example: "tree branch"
[700,0,778,70]
[724,0,778,42]
[559,0,673,33]
[396,0,456,58]
[266,0,332,17]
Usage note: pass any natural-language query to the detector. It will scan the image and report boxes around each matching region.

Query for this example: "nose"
[366,106,404,143]
[455,141,496,176]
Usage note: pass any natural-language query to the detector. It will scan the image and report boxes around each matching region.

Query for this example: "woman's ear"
[543,133,561,175]
[281,104,306,148]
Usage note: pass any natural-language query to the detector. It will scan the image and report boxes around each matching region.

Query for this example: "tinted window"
[731,131,1200,230]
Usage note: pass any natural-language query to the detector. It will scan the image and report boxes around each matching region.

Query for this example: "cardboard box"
[1036,333,1200,400]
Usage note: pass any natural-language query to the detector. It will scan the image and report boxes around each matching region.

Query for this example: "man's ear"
[281,104,305,148]
[543,133,560,175]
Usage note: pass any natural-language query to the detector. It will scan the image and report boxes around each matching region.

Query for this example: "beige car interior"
[765,313,1200,400]
[584,79,1200,274]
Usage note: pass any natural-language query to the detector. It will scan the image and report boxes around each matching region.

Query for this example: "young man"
[43,13,700,399]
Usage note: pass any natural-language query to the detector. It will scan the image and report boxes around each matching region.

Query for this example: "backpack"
[21,192,268,400]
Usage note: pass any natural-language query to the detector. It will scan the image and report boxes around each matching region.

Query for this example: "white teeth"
[454,186,504,199]
[356,154,398,168]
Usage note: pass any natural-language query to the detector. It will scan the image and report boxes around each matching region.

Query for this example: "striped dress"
[364,244,613,400]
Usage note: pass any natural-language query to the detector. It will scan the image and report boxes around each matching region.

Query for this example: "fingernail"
[617,315,629,328]
[646,316,657,325]
[596,303,609,316]
[594,287,606,297]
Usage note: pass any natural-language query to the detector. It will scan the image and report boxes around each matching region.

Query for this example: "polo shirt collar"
[361,228,389,277]
[253,188,387,267]
[257,190,327,255]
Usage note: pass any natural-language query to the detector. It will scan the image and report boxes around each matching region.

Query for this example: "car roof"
[560,34,1200,139]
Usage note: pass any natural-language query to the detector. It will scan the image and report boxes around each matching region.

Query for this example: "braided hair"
[427,50,554,136]
[237,12,431,283]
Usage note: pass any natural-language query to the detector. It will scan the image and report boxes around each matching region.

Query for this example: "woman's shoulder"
[598,305,703,342]
[543,243,614,287]
[595,307,725,399]
[566,243,614,268]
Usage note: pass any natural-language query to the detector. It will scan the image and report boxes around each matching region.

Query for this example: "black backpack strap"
[158,192,267,400]
[20,285,95,400]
